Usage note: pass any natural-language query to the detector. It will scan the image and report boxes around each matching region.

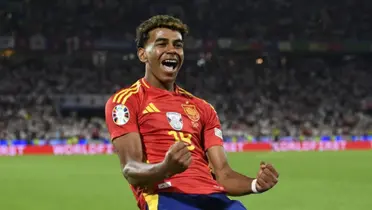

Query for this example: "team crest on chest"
[166,112,183,131]
[181,104,200,122]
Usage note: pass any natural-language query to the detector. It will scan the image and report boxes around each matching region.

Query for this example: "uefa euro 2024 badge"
[112,104,130,125]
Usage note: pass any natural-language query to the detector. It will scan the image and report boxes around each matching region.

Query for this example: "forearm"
[123,161,168,188]
[217,169,255,196]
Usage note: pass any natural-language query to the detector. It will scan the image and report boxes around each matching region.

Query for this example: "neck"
[144,69,175,92]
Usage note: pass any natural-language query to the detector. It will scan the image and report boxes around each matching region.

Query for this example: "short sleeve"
[105,95,139,141]
[202,103,224,151]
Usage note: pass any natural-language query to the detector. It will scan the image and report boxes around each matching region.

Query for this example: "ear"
[137,48,147,63]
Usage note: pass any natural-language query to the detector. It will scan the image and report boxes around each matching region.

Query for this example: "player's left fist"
[256,161,279,193]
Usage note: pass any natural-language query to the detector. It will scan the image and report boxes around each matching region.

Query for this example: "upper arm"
[202,102,232,176]
[207,145,232,178]
[105,95,139,141]
[202,102,224,151]
[113,133,144,168]
[105,94,142,166]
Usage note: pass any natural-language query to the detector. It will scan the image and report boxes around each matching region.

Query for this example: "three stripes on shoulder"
[111,81,161,114]
[112,81,141,104]
[143,103,160,114]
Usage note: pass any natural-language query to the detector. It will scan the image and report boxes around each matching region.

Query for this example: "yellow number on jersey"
[168,131,195,151]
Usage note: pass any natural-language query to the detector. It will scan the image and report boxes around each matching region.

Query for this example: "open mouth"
[161,59,179,72]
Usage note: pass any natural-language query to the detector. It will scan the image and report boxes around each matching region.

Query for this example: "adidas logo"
[143,103,160,114]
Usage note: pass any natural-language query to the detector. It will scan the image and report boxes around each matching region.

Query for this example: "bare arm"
[207,145,255,196]
[113,132,168,189]
[202,102,278,196]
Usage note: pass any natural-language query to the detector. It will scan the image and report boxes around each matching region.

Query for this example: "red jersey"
[105,78,225,210]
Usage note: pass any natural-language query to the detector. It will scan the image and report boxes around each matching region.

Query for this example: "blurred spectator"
[1,0,372,143]
[1,0,372,41]
[1,54,372,142]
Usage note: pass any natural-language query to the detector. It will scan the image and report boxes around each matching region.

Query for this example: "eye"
[175,43,183,48]
[157,43,166,47]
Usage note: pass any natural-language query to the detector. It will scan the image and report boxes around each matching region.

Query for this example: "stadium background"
[1,0,372,209]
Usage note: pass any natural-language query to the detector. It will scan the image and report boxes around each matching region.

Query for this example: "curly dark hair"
[135,15,189,48]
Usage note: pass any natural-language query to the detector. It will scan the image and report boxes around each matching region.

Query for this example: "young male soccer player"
[105,15,279,210]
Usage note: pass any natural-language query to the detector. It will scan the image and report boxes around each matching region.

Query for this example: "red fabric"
[104,78,225,209]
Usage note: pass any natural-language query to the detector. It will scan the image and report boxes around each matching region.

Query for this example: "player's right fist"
[163,141,192,177]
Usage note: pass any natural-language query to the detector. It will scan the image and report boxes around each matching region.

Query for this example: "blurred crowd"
[1,0,372,143]
[2,54,372,142]
[1,0,372,41]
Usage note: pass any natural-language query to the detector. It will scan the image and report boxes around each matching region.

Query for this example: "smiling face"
[138,27,184,86]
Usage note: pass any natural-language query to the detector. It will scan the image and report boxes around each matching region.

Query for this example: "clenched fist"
[163,141,192,177]
[256,161,279,193]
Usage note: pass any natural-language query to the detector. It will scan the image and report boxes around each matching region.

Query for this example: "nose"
[165,44,177,53]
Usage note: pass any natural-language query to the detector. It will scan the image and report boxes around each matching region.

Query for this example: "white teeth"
[164,59,177,63]
[162,59,178,72]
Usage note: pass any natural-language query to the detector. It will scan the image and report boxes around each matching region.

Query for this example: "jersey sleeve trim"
[204,141,224,151]
[105,81,142,141]
[111,131,135,141]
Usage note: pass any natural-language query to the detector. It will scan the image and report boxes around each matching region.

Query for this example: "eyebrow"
[155,38,183,43]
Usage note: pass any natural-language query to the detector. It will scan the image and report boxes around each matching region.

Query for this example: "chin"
[158,68,179,82]
[159,73,178,83]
